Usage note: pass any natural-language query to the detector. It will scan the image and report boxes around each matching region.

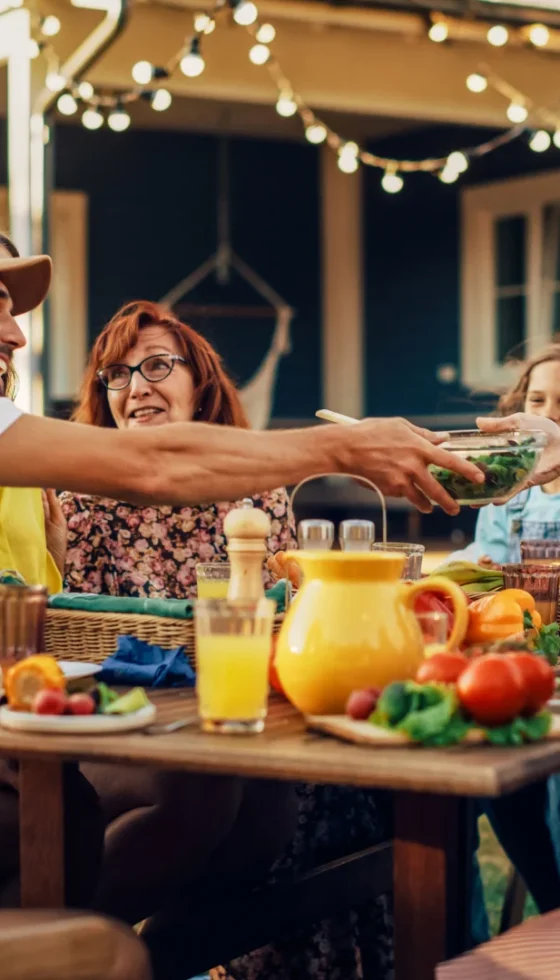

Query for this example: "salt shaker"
[339,520,375,552]
[224,498,271,600]
[297,519,335,551]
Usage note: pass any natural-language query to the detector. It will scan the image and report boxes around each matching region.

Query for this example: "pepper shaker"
[224,498,271,600]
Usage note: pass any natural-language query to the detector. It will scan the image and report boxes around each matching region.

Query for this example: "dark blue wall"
[364,124,560,418]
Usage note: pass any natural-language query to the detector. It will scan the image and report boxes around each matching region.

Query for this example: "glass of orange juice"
[195,598,276,734]
[196,563,231,599]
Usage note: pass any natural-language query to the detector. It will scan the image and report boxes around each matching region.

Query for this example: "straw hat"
[0,255,52,316]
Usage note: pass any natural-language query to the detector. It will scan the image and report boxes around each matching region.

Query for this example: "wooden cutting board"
[306,712,560,747]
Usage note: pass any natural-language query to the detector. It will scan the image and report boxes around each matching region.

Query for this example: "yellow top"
[0,487,61,593]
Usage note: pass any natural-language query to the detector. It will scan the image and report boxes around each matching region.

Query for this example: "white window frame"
[461,169,560,390]
[0,187,88,402]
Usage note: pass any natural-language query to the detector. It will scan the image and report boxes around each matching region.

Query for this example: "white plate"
[59,661,102,681]
[0,703,156,734]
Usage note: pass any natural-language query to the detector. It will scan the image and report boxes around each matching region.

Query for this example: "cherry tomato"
[32,689,66,715]
[67,693,96,716]
[504,653,555,717]
[456,654,525,726]
[346,688,381,720]
[415,652,469,686]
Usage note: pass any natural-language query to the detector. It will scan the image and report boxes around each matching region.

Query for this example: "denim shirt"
[451,486,560,564]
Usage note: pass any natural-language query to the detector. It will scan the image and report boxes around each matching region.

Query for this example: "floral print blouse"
[60,488,296,598]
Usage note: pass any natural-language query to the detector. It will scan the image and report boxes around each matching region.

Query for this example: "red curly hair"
[73,300,250,429]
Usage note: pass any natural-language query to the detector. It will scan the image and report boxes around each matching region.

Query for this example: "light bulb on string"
[45,72,66,93]
[41,15,61,36]
[529,23,549,47]
[180,37,205,77]
[554,131,560,150]
[276,93,297,117]
[338,142,359,174]
[446,151,468,174]
[256,23,275,43]
[27,39,40,59]
[57,93,78,116]
[305,123,327,144]
[151,88,172,111]
[194,12,215,34]
[232,0,258,26]
[78,81,94,100]
[466,73,488,94]
[506,101,528,124]
[108,106,131,132]
[440,166,459,184]
[529,129,551,152]
[82,108,103,131]
[428,21,448,43]
[249,43,270,65]
[132,61,153,85]
[381,167,403,194]
[487,25,509,47]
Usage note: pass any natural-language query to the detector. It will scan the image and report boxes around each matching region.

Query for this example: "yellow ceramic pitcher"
[275,551,469,715]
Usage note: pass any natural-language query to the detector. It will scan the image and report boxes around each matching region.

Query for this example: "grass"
[478,815,538,934]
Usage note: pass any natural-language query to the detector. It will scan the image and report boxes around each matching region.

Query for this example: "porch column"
[320,144,364,419]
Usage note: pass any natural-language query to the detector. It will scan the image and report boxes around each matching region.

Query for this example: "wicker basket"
[45,608,285,669]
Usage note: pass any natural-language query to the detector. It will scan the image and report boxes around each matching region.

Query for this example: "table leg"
[19,758,65,908]
[394,792,474,980]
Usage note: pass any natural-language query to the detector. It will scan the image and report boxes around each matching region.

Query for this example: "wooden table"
[4,690,560,980]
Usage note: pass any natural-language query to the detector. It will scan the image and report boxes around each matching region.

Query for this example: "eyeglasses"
[97,354,187,391]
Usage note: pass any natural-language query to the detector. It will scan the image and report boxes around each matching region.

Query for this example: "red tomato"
[456,654,525,726]
[269,636,285,696]
[346,688,381,720]
[504,653,555,717]
[32,689,66,715]
[67,693,96,716]
[416,652,469,685]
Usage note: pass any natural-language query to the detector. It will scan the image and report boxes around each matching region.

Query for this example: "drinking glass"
[503,563,560,626]
[195,598,276,734]
[521,540,560,567]
[372,542,425,581]
[196,563,231,599]
[415,611,449,655]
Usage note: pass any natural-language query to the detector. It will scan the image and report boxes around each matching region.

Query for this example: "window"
[461,171,560,389]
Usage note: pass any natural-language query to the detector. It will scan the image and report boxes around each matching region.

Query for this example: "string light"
[305,123,327,144]
[180,37,205,77]
[381,168,403,194]
[45,71,66,93]
[439,166,459,184]
[27,38,40,59]
[57,92,78,116]
[232,0,258,27]
[108,106,131,132]
[466,73,488,94]
[256,23,275,43]
[193,12,215,34]
[132,60,153,85]
[151,88,172,111]
[528,23,549,47]
[554,131,560,150]
[337,142,359,174]
[506,101,528,124]
[487,25,509,47]
[78,81,94,100]
[249,43,270,65]
[428,21,448,43]
[41,15,61,37]
[82,108,104,130]
[446,151,468,174]
[276,93,297,117]
[529,129,551,152]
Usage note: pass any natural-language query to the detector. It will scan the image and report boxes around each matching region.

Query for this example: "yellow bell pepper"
[465,589,541,645]
[5,654,65,712]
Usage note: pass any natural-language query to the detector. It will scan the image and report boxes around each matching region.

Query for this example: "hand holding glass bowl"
[428,430,546,505]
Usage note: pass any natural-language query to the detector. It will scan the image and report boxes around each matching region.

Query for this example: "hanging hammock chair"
[159,140,294,430]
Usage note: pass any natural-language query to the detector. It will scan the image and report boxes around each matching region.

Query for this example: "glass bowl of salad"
[429,430,547,505]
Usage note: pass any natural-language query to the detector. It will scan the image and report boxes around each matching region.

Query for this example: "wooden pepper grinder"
[224,498,271,600]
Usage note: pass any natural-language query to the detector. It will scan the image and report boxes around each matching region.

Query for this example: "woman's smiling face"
[106,325,196,429]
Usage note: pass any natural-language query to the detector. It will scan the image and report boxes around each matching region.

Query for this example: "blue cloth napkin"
[98,635,196,689]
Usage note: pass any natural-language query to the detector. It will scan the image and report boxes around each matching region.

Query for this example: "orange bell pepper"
[465,589,541,645]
